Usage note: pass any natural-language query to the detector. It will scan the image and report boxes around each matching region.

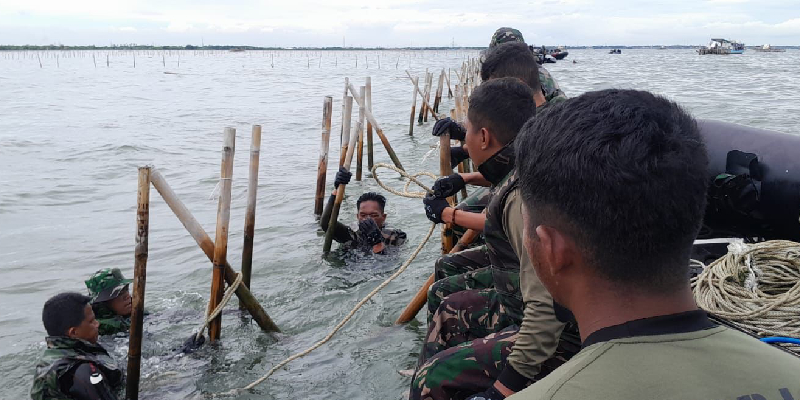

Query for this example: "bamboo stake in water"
[208,128,235,342]
[418,70,428,124]
[315,97,334,216]
[433,70,445,113]
[356,86,365,181]
[126,166,150,400]
[409,76,418,136]
[347,83,405,171]
[404,71,440,121]
[423,73,433,123]
[241,125,262,293]
[339,78,349,146]
[445,68,453,97]
[149,170,280,332]
[339,96,354,167]
[323,115,360,254]
[366,77,374,171]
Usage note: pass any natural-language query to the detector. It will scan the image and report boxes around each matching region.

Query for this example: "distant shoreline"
[3,44,798,51]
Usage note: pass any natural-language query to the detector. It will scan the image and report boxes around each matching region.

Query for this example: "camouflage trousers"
[410,325,581,400]
[427,246,491,323]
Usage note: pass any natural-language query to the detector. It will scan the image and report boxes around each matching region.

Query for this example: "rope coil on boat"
[693,240,800,352]
[222,163,439,396]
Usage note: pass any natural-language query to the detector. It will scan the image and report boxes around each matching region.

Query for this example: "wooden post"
[323,114,361,254]
[241,125,262,294]
[409,76,418,136]
[423,73,433,122]
[126,166,150,400]
[150,170,280,333]
[315,97,334,216]
[405,71,440,121]
[339,96,354,168]
[433,70,445,113]
[356,86,365,181]
[208,128,235,342]
[445,68,453,98]
[339,78,349,145]
[366,77,374,171]
[395,228,480,324]
[418,70,428,124]
[347,83,405,171]
[439,134,456,254]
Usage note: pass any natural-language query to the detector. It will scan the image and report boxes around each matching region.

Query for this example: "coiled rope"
[194,272,243,341]
[693,240,800,352]
[223,163,438,396]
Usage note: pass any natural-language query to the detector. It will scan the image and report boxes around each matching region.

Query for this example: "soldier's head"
[480,42,541,94]
[42,292,99,343]
[515,89,708,311]
[465,78,536,167]
[356,192,388,228]
[489,27,525,48]
[85,268,133,317]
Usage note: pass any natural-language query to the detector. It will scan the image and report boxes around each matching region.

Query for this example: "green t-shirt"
[509,314,800,400]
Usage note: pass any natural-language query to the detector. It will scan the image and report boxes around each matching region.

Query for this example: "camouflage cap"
[85,268,132,303]
[490,27,525,48]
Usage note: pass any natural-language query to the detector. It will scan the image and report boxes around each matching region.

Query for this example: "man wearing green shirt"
[509,89,800,400]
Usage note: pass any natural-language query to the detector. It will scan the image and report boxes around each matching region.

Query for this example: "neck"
[534,91,547,107]
[571,282,699,342]
[477,142,515,185]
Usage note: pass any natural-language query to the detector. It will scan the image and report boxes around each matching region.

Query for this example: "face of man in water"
[69,304,100,344]
[357,200,387,229]
[108,287,132,317]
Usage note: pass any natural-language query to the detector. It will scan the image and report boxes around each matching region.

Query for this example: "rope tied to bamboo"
[194,272,243,341]
[693,240,800,352]
[222,163,439,396]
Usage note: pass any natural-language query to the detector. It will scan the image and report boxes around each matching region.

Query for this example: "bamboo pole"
[366,77,374,171]
[439,134,456,254]
[323,112,361,254]
[405,71,439,121]
[445,68,453,98]
[409,76,418,136]
[315,97,334,216]
[394,228,480,324]
[347,83,405,171]
[126,166,150,400]
[150,171,280,333]
[339,78,349,146]
[356,86,365,181]
[418,70,428,124]
[241,125,262,294]
[339,96,354,168]
[433,69,445,114]
[423,73,433,123]
[208,128,235,342]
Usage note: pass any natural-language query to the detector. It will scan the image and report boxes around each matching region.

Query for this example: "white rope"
[194,272,243,341]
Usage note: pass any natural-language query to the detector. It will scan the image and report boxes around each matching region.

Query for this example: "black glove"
[450,146,469,169]
[334,167,352,188]
[177,333,206,354]
[423,193,449,224]
[466,386,506,400]
[432,173,465,198]
[432,117,467,141]
[358,217,384,246]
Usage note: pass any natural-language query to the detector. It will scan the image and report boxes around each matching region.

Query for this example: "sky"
[0,0,798,47]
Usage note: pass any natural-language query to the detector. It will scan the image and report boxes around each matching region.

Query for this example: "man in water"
[510,89,800,399]
[85,268,132,336]
[31,292,124,400]
[320,167,406,253]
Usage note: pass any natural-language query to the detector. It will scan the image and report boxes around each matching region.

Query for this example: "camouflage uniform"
[320,194,407,252]
[85,268,133,336]
[30,336,124,400]
[539,66,568,104]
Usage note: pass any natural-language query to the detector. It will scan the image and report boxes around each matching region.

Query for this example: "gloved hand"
[466,386,506,400]
[178,333,206,354]
[450,146,469,169]
[358,218,384,246]
[432,173,466,198]
[432,117,467,141]
[334,167,352,188]
[423,193,450,224]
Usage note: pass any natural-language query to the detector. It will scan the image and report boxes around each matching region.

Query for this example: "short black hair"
[42,292,91,337]
[468,77,537,146]
[481,42,541,92]
[357,192,386,212]
[516,89,709,292]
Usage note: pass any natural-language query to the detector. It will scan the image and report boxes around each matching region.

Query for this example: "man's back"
[511,321,800,400]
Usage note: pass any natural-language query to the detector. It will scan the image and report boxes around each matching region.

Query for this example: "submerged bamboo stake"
[433,70,445,113]
[339,96,354,167]
[241,125,262,294]
[315,97,334,216]
[405,71,440,121]
[445,68,453,97]
[356,86,365,181]
[347,83,405,171]
[418,70,428,123]
[323,114,361,254]
[366,77,374,171]
[208,128,235,342]
[150,170,279,332]
[395,228,480,324]
[126,166,150,400]
[409,76,418,136]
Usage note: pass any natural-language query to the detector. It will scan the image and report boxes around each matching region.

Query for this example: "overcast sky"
[1,0,798,47]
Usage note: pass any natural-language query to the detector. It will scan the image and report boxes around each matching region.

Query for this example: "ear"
[480,127,491,150]
[535,225,573,277]
[66,326,78,339]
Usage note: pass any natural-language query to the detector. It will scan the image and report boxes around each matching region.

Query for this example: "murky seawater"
[0,48,798,399]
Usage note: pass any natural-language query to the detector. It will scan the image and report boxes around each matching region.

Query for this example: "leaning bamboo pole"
[404,71,440,121]
[208,128,235,342]
[409,76,418,136]
[366,77,374,171]
[322,112,361,254]
[241,125,262,292]
[433,70,445,114]
[339,78,349,145]
[126,166,150,400]
[356,86,365,181]
[423,72,433,123]
[339,96,354,168]
[315,98,334,216]
[347,83,405,171]
[149,170,280,333]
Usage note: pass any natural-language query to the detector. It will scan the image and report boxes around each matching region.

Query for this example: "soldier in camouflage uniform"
[31,292,124,400]
[85,268,133,336]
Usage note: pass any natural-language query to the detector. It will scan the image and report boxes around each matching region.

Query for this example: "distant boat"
[609,49,622,54]
[659,46,668,50]
[698,39,745,55]
[549,46,569,60]
[754,44,786,53]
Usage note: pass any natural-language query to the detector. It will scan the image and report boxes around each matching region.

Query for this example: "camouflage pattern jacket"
[539,66,568,104]
[30,336,123,400]
[94,302,131,336]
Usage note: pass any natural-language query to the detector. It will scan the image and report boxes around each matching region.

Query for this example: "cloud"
[118,26,136,32]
